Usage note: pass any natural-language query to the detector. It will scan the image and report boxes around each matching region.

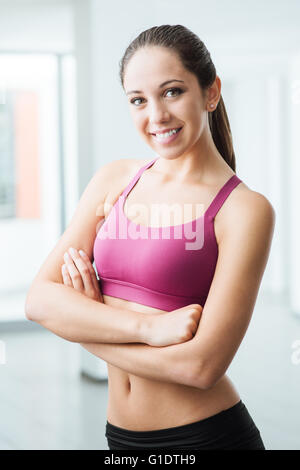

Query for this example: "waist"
[107,367,241,431]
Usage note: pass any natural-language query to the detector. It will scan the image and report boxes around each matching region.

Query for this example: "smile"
[151,127,183,145]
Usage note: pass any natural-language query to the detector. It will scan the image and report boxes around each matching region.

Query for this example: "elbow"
[189,362,218,391]
[176,354,214,390]
[24,286,45,323]
[190,373,215,391]
[24,294,37,322]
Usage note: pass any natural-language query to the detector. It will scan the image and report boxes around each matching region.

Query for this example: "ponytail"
[208,95,236,172]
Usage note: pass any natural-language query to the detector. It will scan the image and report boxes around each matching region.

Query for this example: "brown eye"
[130,87,183,106]
[130,97,144,106]
[165,87,183,98]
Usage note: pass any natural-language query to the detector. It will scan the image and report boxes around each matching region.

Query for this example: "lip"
[151,126,183,145]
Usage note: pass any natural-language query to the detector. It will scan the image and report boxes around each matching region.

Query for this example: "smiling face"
[123,46,210,161]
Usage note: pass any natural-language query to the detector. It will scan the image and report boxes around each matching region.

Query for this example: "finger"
[78,249,103,302]
[67,247,95,293]
[63,251,84,291]
[78,249,101,293]
[61,263,73,287]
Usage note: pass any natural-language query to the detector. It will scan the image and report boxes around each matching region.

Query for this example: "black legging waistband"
[105,400,266,450]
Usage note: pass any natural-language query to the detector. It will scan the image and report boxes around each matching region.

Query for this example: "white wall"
[0,0,73,52]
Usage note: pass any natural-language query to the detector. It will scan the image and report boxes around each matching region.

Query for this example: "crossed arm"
[80,340,199,388]
[77,193,275,390]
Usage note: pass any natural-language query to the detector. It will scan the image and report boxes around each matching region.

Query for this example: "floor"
[0,291,299,450]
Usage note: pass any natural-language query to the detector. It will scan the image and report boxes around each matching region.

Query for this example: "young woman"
[26,25,275,450]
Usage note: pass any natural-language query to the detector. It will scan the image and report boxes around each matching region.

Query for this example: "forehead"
[124,46,190,90]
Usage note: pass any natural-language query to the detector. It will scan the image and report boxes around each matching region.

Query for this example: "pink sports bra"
[93,156,242,312]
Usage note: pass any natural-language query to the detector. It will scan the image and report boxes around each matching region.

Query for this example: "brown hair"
[119,24,236,172]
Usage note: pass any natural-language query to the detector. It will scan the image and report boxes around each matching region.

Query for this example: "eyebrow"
[126,79,185,95]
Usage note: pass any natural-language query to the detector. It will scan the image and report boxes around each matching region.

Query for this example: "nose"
[148,100,170,125]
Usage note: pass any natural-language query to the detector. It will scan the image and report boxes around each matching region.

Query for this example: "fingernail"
[69,247,76,256]
[62,264,67,272]
[79,250,85,257]
[64,252,69,261]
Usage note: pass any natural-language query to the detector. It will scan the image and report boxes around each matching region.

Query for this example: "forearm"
[25,281,150,344]
[80,338,202,389]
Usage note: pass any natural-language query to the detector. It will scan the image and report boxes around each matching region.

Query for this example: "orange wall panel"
[14,91,40,218]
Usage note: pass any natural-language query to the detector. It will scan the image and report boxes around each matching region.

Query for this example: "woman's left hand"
[61,247,103,303]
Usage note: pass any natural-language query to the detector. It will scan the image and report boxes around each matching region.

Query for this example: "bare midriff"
[103,294,241,432]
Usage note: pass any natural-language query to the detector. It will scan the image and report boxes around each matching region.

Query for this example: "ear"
[206,76,222,109]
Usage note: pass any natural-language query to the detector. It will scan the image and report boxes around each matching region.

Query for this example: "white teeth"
[155,128,180,139]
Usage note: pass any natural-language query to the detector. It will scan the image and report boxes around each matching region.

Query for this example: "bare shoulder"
[27,157,145,287]
[218,181,276,244]
[114,157,150,175]
[232,184,275,221]
[95,157,141,180]
[102,157,150,203]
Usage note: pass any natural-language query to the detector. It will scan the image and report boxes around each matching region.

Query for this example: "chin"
[156,148,187,160]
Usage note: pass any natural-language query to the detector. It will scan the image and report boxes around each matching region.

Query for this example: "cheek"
[184,100,205,133]
[184,94,201,115]
[175,96,202,121]
[131,111,145,131]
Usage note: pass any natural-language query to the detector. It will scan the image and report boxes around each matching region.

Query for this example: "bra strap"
[121,157,159,198]
[206,174,242,219]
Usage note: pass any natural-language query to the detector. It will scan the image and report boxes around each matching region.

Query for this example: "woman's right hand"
[146,304,203,347]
